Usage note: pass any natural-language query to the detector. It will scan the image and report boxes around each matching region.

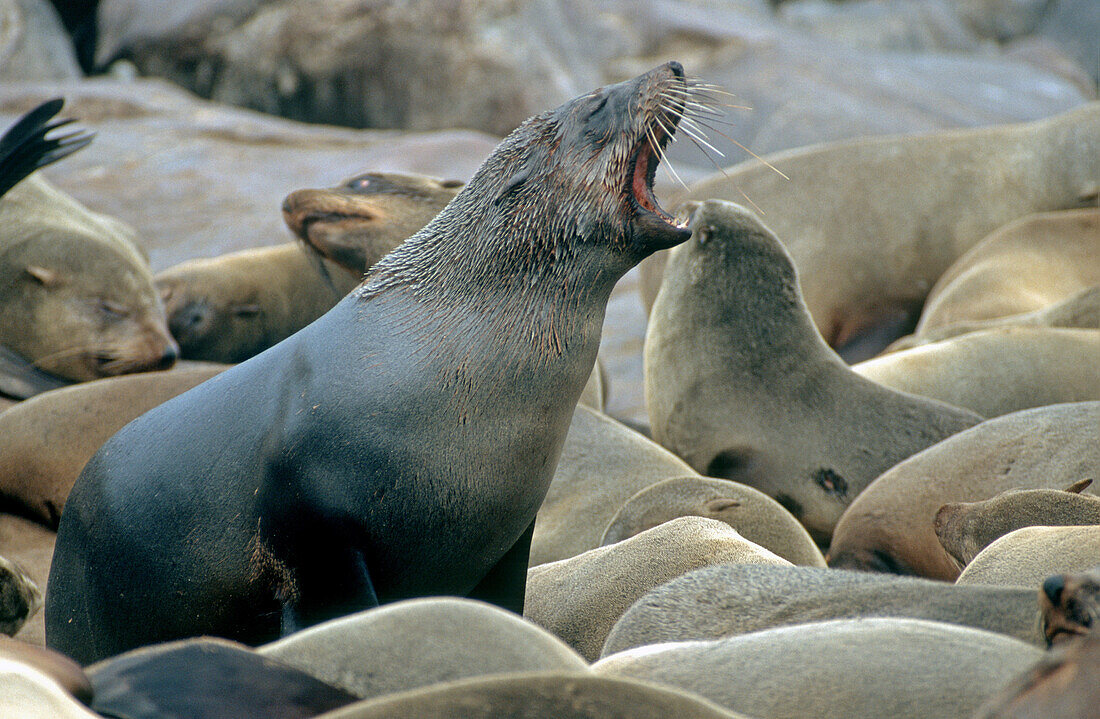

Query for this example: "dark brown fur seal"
[46,62,696,664]
[0,100,177,385]
[1040,564,1100,645]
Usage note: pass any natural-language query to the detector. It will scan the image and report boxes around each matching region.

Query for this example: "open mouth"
[629,118,688,231]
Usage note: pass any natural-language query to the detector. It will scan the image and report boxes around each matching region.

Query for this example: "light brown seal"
[599,475,825,567]
[525,516,790,661]
[46,62,698,664]
[313,673,745,719]
[828,401,1100,580]
[0,101,177,385]
[641,104,1100,358]
[602,564,1045,657]
[0,364,227,528]
[593,618,1043,719]
[0,636,92,705]
[852,327,1100,418]
[0,654,100,719]
[282,171,463,278]
[956,525,1100,588]
[915,208,1100,334]
[645,200,982,540]
[258,597,587,700]
[154,244,358,364]
[935,480,1100,569]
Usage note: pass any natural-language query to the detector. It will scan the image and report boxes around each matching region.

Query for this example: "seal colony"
[46,62,696,663]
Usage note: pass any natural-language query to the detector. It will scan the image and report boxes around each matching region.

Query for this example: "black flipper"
[0,98,94,199]
[467,520,535,615]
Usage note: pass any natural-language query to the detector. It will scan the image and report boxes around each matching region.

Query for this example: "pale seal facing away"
[46,62,697,664]
[956,525,1100,588]
[645,199,982,540]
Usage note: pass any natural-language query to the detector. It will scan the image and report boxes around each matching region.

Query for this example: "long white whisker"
[648,125,688,190]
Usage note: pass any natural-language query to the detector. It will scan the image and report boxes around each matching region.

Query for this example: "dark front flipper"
[276,541,380,638]
[0,344,71,400]
[467,520,535,615]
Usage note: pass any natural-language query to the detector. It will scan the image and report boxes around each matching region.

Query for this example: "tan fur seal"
[885,285,1100,351]
[935,480,1100,569]
[599,476,825,567]
[641,104,1100,358]
[258,597,586,700]
[0,513,54,646]
[313,673,745,719]
[47,62,699,664]
[525,516,790,661]
[155,172,464,365]
[0,101,178,385]
[828,402,1100,580]
[0,655,100,719]
[915,208,1100,334]
[530,405,696,566]
[602,565,1045,657]
[282,171,464,279]
[593,618,1043,719]
[645,200,982,540]
[0,364,227,528]
[154,244,358,364]
[0,636,92,705]
[971,633,1100,719]
[852,327,1100,418]
[956,525,1100,588]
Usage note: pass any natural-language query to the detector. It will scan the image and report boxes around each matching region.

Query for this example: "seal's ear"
[24,265,60,286]
[494,167,530,206]
[1064,478,1093,494]
[704,498,741,513]
[232,304,262,318]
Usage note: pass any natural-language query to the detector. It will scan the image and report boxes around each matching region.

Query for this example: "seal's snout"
[667,61,684,78]
[1043,574,1066,605]
[156,342,180,370]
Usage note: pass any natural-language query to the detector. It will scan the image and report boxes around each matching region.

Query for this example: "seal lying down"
[46,62,696,663]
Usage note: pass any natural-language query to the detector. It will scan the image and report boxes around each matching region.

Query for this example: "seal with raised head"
[45,62,696,664]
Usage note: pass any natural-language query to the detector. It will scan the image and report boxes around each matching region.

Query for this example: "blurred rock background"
[2,0,1097,421]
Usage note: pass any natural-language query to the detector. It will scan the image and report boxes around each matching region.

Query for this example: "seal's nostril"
[1043,575,1066,604]
[668,61,684,78]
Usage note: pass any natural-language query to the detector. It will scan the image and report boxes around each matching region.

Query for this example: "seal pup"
[852,327,1100,418]
[642,103,1100,357]
[0,101,178,384]
[1040,564,1100,645]
[884,285,1100,351]
[935,480,1100,569]
[0,364,227,527]
[645,200,982,540]
[155,245,358,364]
[828,402,1100,580]
[46,62,697,664]
[258,597,587,700]
[602,564,1044,657]
[593,618,1043,719]
[315,673,745,719]
[971,633,1100,719]
[282,171,464,278]
[599,475,825,567]
[915,208,1100,334]
[525,516,790,661]
[956,525,1100,588]
[154,172,464,364]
